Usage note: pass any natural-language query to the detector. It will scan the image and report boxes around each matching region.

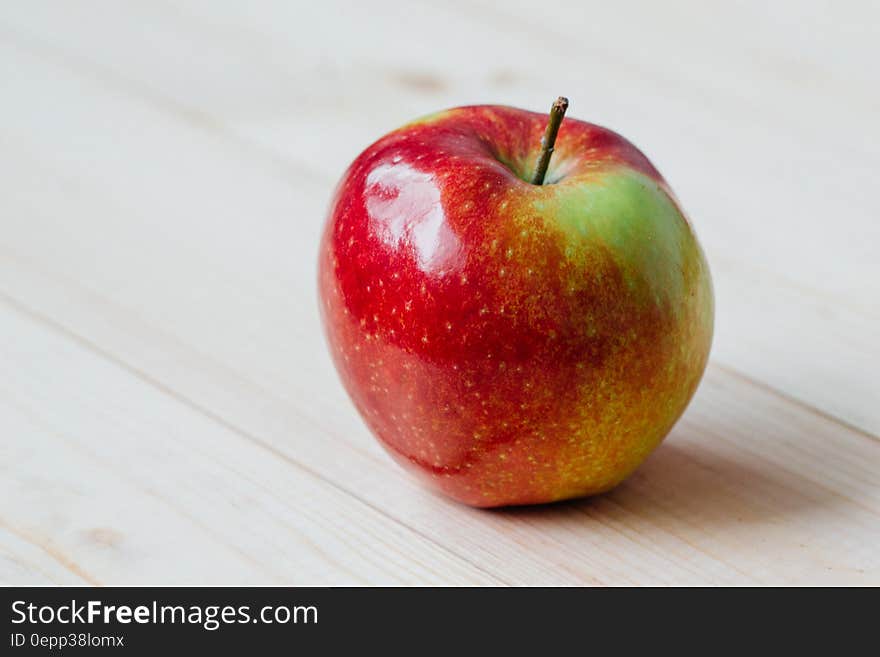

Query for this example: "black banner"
[0,587,866,653]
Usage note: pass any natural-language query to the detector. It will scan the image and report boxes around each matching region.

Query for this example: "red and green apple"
[318,98,713,507]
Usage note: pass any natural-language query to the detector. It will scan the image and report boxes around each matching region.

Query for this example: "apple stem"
[530,96,569,185]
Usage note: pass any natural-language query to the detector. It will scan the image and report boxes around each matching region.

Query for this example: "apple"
[318,98,713,507]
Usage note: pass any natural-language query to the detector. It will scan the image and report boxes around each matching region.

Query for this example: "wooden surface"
[1,0,878,585]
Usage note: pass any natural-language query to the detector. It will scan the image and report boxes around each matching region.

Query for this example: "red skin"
[318,105,710,507]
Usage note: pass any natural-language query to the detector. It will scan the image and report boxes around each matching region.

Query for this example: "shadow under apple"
[493,383,851,533]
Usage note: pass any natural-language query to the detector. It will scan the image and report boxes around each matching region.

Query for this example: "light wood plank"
[0,303,500,585]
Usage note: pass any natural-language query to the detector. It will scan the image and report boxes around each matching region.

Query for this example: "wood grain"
[0,0,877,585]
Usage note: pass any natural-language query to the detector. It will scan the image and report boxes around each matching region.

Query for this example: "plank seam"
[0,290,510,586]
